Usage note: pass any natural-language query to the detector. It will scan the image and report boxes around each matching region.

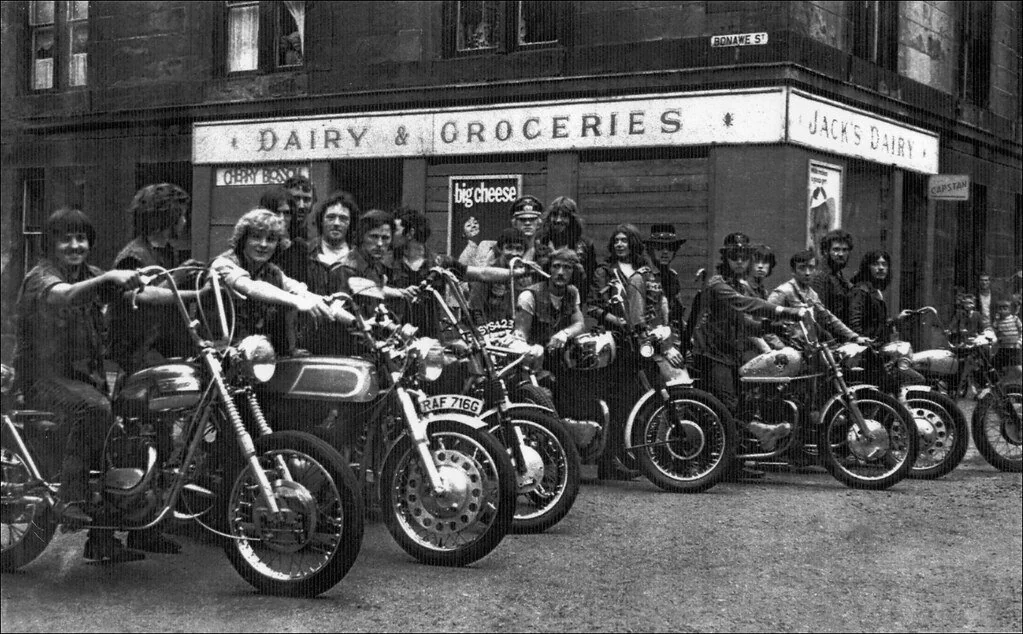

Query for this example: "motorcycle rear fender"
[898,385,933,401]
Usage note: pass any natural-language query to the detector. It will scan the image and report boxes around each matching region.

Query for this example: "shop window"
[444,1,565,56]
[224,0,304,73]
[957,1,992,107]
[850,1,899,72]
[28,0,87,91]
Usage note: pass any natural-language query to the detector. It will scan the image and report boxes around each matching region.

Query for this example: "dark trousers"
[29,377,113,502]
[692,355,739,415]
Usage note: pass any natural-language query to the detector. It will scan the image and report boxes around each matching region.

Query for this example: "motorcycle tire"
[971,384,1022,473]
[516,383,558,413]
[817,389,919,490]
[223,430,364,597]
[380,420,515,566]
[488,407,581,534]
[904,390,969,480]
[1,443,58,572]
[629,386,736,493]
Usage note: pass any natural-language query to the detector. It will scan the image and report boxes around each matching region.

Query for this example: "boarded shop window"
[958,1,993,107]
[225,0,305,73]
[850,0,899,72]
[28,0,87,91]
[444,1,564,56]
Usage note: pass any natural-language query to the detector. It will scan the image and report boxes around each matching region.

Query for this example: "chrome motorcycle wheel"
[904,391,969,479]
[818,390,919,490]
[1,444,57,572]
[381,421,515,566]
[630,386,735,493]
[971,385,1022,473]
[489,408,581,534]
[223,431,363,597]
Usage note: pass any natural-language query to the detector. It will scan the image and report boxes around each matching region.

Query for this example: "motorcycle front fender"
[818,383,883,427]
[420,412,488,431]
[479,403,555,423]
[622,389,658,455]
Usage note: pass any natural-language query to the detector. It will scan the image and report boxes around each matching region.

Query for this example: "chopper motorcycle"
[413,266,581,534]
[257,282,517,566]
[1,265,363,597]
[739,314,919,490]
[896,306,1021,473]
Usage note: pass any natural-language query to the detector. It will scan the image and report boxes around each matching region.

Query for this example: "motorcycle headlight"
[412,337,448,382]
[237,335,276,383]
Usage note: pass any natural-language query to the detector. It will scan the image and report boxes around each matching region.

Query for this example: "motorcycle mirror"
[348,277,385,300]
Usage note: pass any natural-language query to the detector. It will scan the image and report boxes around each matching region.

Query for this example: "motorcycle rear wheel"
[1,444,57,572]
[381,421,515,566]
[818,390,918,490]
[904,390,969,479]
[223,431,364,597]
[630,386,735,493]
[488,407,581,534]
[971,384,1022,473]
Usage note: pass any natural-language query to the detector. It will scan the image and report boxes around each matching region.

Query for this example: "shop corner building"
[2,1,1021,356]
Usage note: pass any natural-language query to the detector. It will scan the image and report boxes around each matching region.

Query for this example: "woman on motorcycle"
[848,249,895,343]
[211,208,341,354]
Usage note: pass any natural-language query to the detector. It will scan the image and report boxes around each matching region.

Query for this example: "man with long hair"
[810,229,855,322]
[848,249,895,342]
[536,196,597,301]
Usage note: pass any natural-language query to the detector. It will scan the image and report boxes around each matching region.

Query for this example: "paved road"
[3,443,1020,633]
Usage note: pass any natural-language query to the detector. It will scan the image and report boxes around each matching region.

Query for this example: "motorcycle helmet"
[563,331,616,370]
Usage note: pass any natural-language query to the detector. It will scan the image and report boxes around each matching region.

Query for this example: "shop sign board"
[927,174,970,200]
[448,175,522,258]
[710,32,768,47]
[787,90,939,174]
[807,160,843,252]
[214,165,309,187]
[193,88,788,163]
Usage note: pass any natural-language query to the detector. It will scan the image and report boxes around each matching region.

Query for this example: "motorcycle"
[415,266,581,534]
[738,314,919,490]
[257,282,517,566]
[1,265,363,597]
[898,307,1022,473]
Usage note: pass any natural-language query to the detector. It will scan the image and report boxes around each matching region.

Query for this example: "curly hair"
[851,249,892,290]
[605,224,646,267]
[314,190,360,243]
[131,183,190,237]
[44,207,96,256]
[819,229,854,255]
[537,196,584,248]
[230,209,292,260]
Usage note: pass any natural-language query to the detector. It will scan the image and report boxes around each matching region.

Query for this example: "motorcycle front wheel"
[971,384,1022,473]
[223,431,364,597]
[381,421,515,566]
[629,386,735,493]
[818,390,919,490]
[488,407,581,534]
[1,443,57,572]
[904,390,969,479]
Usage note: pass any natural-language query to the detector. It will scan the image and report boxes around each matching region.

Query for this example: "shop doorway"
[954,183,987,292]
[331,159,403,214]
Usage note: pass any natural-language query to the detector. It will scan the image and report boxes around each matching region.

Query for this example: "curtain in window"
[228,3,259,72]
[33,28,54,90]
[69,23,88,86]
[283,0,305,60]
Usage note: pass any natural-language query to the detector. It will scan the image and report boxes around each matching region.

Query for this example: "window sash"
[227,2,260,72]
[30,0,55,26]
[69,0,88,20]
[456,1,499,51]
[32,27,55,90]
[68,22,88,86]
[276,0,305,67]
[517,0,558,46]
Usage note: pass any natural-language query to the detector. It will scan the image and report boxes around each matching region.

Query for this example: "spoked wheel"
[223,431,363,597]
[818,390,919,490]
[489,408,581,534]
[630,387,735,493]
[1,444,57,572]
[971,385,1022,473]
[380,421,515,566]
[904,390,969,479]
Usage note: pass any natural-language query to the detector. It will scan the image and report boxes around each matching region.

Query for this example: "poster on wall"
[806,160,844,253]
[448,175,523,258]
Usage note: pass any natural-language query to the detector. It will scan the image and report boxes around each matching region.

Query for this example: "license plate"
[419,394,485,417]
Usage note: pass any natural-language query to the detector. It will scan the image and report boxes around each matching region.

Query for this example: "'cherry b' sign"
[448,175,523,257]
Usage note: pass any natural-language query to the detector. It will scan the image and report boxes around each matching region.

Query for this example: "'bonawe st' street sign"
[927,174,970,201]
[710,32,768,47]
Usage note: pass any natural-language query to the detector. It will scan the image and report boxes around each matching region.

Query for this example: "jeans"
[29,377,113,502]
[692,355,739,415]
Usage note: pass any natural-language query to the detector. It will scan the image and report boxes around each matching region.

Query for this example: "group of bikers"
[12,175,1020,561]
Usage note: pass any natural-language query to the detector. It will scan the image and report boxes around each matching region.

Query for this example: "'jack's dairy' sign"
[194,87,940,173]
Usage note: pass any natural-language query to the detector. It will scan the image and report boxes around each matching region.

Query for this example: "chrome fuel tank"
[114,363,202,417]
[259,356,379,402]
[739,347,804,379]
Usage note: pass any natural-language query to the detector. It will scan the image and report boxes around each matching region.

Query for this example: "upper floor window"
[958,1,992,107]
[29,0,88,90]
[225,0,304,73]
[445,1,565,56]
[850,1,899,72]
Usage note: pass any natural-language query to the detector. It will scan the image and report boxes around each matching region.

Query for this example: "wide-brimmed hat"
[719,232,754,257]
[645,224,686,250]
[509,195,543,220]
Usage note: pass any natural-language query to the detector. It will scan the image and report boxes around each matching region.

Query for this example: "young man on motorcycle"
[645,224,688,347]
[810,229,855,323]
[14,208,161,561]
[513,247,586,353]
[690,233,806,477]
